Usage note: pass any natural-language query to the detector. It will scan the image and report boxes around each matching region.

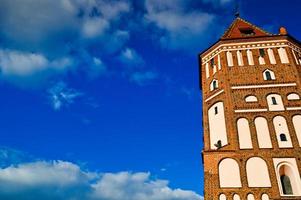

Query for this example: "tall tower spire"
[199,17,301,200]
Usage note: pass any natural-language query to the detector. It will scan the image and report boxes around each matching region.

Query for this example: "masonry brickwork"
[199,17,301,200]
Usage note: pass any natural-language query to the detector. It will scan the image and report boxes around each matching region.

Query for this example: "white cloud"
[0,0,131,86]
[82,18,110,38]
[145,0,216,51]
[119,48,145,66]
[0,160,203,200]
[48,82,83,110]
[0,49,72,77]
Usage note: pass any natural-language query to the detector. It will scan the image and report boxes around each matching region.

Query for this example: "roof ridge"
[221,17,273,39]
[238,17,273,36]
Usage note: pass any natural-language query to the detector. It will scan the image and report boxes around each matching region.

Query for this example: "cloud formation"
[0,0,232,88]
[0,159,203,200]
[48,82,83,110]
[145,0,216,51]
[0,49,73,86]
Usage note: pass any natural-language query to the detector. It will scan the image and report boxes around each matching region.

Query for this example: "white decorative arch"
[237,118,253,149]
[246,157,271,187]
[259,56,265,65]
[275,160,301,196]
[292,50,299,65]
[208,102,228,149]
[278,47,289,64]
[219,158,242,188]
[254,117,272,148]
[218,54,222,70]
[226,51,233,67]
[237,50,244,66]
[273,116,292,148]
[210,79,218,91]
[266,94,284,111]
[233,194,240,200]
[219,193,227,200]
[292,115,301,147]
[263,69,276,80]
[247,194,255,200]
[287,93,300,100]
[267,48,276,64]
[245,95,258,102]
[261,194,269,200]
[247,49,254,65]
[205,63,209,78]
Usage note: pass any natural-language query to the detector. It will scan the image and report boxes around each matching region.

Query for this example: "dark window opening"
[271,97,277,105]
[214,106,218,115]
[265,71,272,80]
[280,133,287,141]
[239,28,255,36]
[212,80,217,90]
[259,49,265,57]
[210,59,215,67]
[281,175,293,195]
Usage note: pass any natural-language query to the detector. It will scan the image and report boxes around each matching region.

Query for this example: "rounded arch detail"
[219,158,242,188]
[254,117,272,148]
[237,118,253,149]
[246,157,271,187]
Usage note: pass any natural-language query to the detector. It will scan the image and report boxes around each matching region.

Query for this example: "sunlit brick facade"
[199,17,301,200]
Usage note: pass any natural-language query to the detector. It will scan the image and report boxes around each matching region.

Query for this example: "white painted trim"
[287,107,301,111]
[202,40,301,64]
[235,108,268,113]
[232,83,297,90]
[201,40,290,62]
[205,89,224,102]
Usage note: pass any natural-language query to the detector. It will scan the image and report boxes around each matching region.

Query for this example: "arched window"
[226,51,233,67]
[280,133,287,141]
[208,102,228,149]
[254,117,272,148]
[237,118,253,149]
[219,193,227,200]
[210,79,218,91]
[219,158,242,188]
[273,116,292,148]
[275,160,301,196]
[278,47,289,64]
[213,80,217,89]
[281,175,293,195]
[247,194,255,200]
[268,48,276,64]
[259,56,265,65]
[267,94,284,111]
[292,50,299,65]
[292,115,301,147]
[278,164,298,195]
[271,97,277,105]
[205,63,209,78]
[265,71,272,80]
[247,50,254,65]
[246,157,271,187]
[261,194,269,200]
[245,95,258,102]
[287,93,300,100]
[237,50,244,66]
[218,54,222,70]
[263,69,275,80]
[233,194,240,200]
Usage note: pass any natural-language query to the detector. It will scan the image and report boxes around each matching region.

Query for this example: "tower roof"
[221,17,272,40]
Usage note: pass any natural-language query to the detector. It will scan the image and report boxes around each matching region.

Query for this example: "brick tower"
[199,17,301,200]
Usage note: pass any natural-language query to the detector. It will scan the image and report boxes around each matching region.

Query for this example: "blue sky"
[0,0,301,199]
